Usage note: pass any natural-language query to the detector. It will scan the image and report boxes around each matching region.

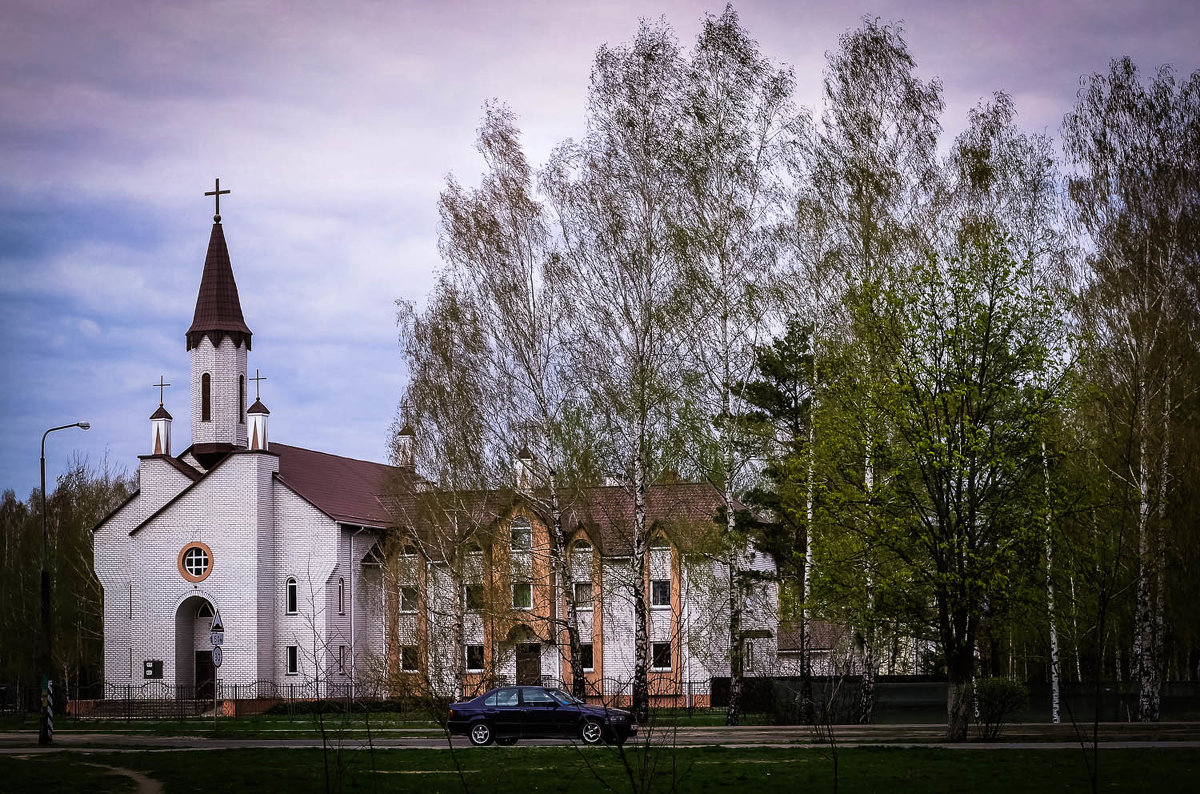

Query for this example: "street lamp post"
[39,421,89,746]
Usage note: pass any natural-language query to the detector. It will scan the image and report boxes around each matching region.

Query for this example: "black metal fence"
[709,676,1200,724]
[6,677,1197,723]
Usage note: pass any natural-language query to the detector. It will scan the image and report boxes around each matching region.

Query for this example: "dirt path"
[83,762,163,793]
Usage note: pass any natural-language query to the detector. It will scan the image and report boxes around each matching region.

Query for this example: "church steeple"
[185,221,252,352]
[188,180,250,460]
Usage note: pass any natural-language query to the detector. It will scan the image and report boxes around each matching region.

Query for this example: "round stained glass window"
[178,541,213,582]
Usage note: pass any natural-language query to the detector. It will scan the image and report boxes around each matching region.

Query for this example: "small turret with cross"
[246,369,271,451]
[150,376,173,455]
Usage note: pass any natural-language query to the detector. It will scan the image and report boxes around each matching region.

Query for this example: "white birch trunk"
[858,435,876,724]
[1042,441,1061,723]
[1134,396,1159,721]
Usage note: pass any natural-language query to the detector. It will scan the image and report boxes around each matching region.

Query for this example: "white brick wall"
[189,336,248,448]
[272,481,338,683]
[601,559,636,692]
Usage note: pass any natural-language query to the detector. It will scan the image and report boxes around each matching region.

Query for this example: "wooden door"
[516,644,541,685]
[195,650,214,699]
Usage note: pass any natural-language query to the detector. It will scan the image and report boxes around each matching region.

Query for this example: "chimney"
[150,404,173,456]
[396,424,416,467]
[515,445,536,490]
[247,398,270,451]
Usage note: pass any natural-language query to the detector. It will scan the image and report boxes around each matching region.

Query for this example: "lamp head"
[78,422,91,431]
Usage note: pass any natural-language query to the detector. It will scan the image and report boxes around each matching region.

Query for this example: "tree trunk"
[799,337,817,723]
[726,558,743,726]
[549,474,587,698]
[1043,442,1061,724]
[858,579,876,725]
[725,414,745,725]
[857,438,876,724]
[946,643,973,741]
[1133,401,1160,722]
[631,449,651,724]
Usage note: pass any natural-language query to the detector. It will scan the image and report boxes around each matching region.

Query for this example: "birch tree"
[438,102,592,696]
[544,19,688,723]
[1063,57,1200,722]
[392,278,502,698]
[674,5,798,725]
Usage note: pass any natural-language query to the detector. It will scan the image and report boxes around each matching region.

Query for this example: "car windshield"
[548,688,581,705]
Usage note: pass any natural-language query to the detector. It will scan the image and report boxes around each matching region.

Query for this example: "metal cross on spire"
[154,376,171,406]
[249,369,267,400]
[204,178,230,223]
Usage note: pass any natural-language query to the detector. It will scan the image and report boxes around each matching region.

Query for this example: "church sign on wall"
[143,660,163,679]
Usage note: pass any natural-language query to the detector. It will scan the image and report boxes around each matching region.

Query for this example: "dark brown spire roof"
[150,405,173,420]
[247,398,270,415]
[186,222,252,351]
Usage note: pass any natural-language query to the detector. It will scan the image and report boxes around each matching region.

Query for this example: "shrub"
[972,677,1028,741]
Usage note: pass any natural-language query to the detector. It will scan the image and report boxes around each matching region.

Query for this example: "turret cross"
[249,369,267,400]
[154,376,171,406]
[204,178,231,222]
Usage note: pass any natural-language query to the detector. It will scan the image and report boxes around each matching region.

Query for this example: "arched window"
[338,577,345,614]
[239,374,245,423]
[201,373,212,422]
[285,577,297,614]
[510,517,532,550]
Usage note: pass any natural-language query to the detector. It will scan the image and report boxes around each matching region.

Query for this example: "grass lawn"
[1,745,1196,792]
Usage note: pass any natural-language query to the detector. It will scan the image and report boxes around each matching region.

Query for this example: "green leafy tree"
[856,229,1058,740]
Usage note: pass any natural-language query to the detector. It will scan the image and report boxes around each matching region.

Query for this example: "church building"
[92,203,407,699]
[93,196,798,706]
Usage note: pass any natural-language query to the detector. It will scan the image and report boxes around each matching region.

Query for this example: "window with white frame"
[744,641,754,672]
[400,586,418,613]
[401,645,419,671]
[510,518,532,551]
[338,577,345,614]
[513,581,533,610]
[651,579,671,608]
[285,577,298,614]
[286,645,298,675]
[465,644,485,672]
[580,642,594,671]
[651,641,671,670]
[573,581,593,610]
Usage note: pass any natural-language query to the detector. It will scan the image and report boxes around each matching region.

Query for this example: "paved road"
[3,723,1199,753]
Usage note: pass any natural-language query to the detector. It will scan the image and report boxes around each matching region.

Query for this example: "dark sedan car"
[448,686,637,746]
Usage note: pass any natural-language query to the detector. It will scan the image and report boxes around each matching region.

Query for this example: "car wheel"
[469,722,493,746]
[496,737,518,746]
[580,719,605,745]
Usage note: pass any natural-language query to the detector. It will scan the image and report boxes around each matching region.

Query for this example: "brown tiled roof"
[274,443,412,527]
[186,223,252,351]
[778,620,846,652]
[562,482,724,556]
[381,481,725,561]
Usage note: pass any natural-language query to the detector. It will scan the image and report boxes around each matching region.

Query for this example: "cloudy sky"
[2,0,1197,497]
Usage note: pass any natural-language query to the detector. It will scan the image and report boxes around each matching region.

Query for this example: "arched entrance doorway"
[175,596,215,698]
